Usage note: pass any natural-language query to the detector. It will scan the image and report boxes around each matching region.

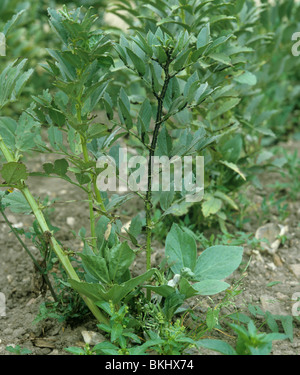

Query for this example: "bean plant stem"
[79,125,97,248]
[145,58,171,299]
[0,136,108,325]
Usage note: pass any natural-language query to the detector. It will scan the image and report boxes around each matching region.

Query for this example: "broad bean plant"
[3,0,288,350]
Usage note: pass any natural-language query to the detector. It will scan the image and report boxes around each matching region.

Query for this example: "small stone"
[81,330,106,346]
[260,294,288,315]
[0,292,6,317]
[273,254,283,267]
[3,328,13,335]
[255,223,288,254]
[6,214,17,224]
[121,220,131,233]
[289,264,300,279]
[292,342,300,348]
[251,250,264,263]
[266,262,276,271]
[14,327,26,338]
[276,292,289,301]
[12,222,23,229]
[48,349,59,355]
[7,275,13,283]
[287,281,299,287]
[26,298,37,307]
[66,217,75,227]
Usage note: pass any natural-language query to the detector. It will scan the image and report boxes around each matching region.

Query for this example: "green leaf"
[192,279,230,295]
[210,98,241,120]
[208,52,231,65]
[165,224,197,274]
[46,49,76,81]
[1,162,28,184]
[160,190,175,211]
[0,117,17,149]
[144,285,176,298]
[48,8,69,46]
[197,23,210,48]
[149,62,162,94]
[234,71,257,86]
[205,35,232,54]
[183,71,199,101]
[161,200,193,217]
[79,254,110,284]
[163,292,185,320]
[0,60,33,109]
[178,277,198,299]
[69,269,156,304]
[3,9,26,36]
[102,92,114,120]
[202,195,222,217]
[196,339,236,355]
[53,159,69,176]
[194,245,243,281]
[156,125,172,157]
[43,163,54,174]
[155,45,168,65]
[1,191,31,214]
[64,347,86,355]
[220,160,246,180]
[14,113,41,153]
[75,173,91,185]
[107,242,135,282]
[172,48,192,71]
[92,341,120,355]
[132,32,153,57]
[214,191,239,210]
[96,216,116,252]
[255,127,276,138]
[278,315,293,342]
[87,123,108,140]
[111,323,123,342]
[126,48,146,76]
[219,135,242,163]
[67,127,82,155]
[48,126,64,151]
[139,99,152,131]
[128,215,143,238]
[206,307,220,330]
[118,88,133,129]
[265,311,279,333]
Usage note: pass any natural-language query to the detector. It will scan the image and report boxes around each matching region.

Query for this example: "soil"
[0,139,299,356]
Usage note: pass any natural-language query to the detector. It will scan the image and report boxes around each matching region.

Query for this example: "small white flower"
[167,274,181,287]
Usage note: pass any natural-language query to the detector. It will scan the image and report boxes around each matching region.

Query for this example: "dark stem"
[145,59,171,285]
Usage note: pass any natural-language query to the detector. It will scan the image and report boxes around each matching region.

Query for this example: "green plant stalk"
[146,63,171,266]
[93,177,107,213]
[77,96,98,251]
[80,135,107,212]
[80,134,107,249]
[0,137,108,324]
[145,59,171,298]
